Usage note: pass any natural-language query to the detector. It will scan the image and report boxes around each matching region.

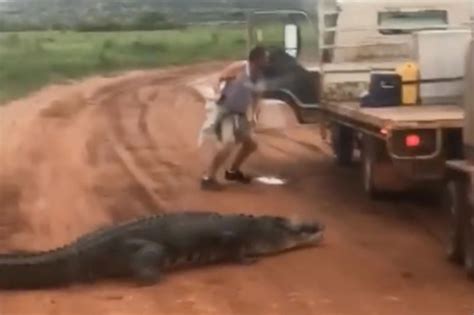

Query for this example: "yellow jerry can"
[395,62,419,105]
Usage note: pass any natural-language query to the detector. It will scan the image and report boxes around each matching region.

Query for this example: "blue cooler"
[361,71,402,107]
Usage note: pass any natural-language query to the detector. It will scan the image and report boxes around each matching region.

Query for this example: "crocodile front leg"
[235,247,259,265]
[220,231,259,265]
[124,239,165,286]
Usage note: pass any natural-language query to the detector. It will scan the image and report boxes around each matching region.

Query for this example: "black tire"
[442,180,467,264]
[361,135,387,200]
[464,202,474,279]
[331,124,354,166]
[361,147,382,199]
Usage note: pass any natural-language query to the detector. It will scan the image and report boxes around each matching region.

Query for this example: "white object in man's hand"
[251,115,258,128]
[250,108,261,128]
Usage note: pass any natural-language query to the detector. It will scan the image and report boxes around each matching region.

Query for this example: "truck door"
[247,10,323,123]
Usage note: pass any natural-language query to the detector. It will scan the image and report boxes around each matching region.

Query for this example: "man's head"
[248,46,268,80]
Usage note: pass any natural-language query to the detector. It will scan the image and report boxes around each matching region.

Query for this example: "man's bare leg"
[209,144,234,178]
[225,137,257,183]
[201,142,233,190]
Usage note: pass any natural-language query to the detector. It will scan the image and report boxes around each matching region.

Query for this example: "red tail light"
[405,134,421,147]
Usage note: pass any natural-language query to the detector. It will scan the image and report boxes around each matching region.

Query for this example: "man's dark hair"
[248,46,267,63]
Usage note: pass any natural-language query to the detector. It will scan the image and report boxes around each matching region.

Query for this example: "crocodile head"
[247,216,325,256]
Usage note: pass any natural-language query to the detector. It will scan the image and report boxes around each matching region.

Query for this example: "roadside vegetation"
[0,25,247,103]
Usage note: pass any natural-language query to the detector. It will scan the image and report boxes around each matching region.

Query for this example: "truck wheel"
[331,123,354,166]
[443,180,467,264]
[464,202,474,279]
[361,148,382,199]
[361,135,387,200]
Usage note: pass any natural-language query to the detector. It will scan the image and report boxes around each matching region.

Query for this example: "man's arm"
[213,61,247,94]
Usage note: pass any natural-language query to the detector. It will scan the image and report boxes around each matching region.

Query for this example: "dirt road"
[0,64,472,315]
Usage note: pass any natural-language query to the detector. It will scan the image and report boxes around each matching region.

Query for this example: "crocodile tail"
[0,247,78,290]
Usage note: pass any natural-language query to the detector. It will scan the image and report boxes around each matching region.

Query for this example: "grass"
[0,26,249,104]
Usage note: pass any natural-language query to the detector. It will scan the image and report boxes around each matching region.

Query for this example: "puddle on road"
[254,176,287,186]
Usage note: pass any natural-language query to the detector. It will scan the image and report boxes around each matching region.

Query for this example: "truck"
[248,0,472,199]
[443,27,474,279]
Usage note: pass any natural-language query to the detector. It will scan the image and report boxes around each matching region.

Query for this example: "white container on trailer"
[413,29,472,104]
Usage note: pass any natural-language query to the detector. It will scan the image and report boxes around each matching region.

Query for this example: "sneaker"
[200,177,224,191]
[224,169,252,184]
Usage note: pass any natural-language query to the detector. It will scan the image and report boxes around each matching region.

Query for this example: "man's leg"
[225,138,257,183]
[225,116,257,184]
[206,144,233,176]
[201,116,235,190]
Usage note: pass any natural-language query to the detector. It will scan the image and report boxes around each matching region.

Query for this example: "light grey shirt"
[218,63,260,114]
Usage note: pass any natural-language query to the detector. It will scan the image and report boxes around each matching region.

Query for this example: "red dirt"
[0,63,472,315]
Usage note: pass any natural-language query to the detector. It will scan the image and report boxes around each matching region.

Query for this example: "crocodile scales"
[0,211,324,290]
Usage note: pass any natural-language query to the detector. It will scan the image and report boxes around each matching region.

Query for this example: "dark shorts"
[198,100,252,147]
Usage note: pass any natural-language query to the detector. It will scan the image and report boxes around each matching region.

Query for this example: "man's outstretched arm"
[213,60,247,94]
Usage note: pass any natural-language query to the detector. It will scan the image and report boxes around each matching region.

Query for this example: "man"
[198,46,268,190]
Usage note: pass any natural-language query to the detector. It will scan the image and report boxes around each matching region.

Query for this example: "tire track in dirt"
[100,82,186,209]
[88,64,224,211]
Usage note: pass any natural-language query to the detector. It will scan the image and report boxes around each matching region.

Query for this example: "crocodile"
[0,211,324,290]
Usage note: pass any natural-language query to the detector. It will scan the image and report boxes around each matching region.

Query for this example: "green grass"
[0,26,248,104]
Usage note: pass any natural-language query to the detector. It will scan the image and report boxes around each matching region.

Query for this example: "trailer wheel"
[464,202,474,279]
[331,123,354,166]
[443,179,467,264]
[361,148,382,199]
[361,135,387,199]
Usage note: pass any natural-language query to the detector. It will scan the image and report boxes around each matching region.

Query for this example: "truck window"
[322,12,339,62]
[249,12,319,65]
[378,10,448,35]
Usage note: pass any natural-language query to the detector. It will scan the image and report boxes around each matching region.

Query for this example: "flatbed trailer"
[322,102,464,197]
[323,103,463,130]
